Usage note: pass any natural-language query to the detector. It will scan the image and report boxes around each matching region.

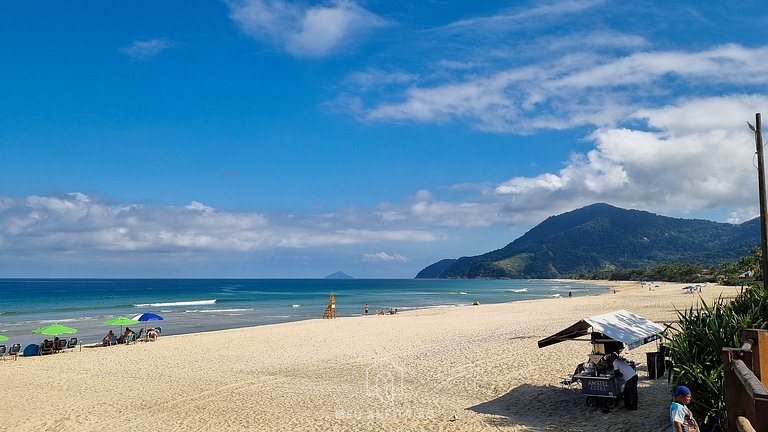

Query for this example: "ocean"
[0,278,607,348]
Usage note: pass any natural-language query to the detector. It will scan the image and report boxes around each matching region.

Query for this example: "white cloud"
[0,193,437,257]
[440,0,607,33]
[377,190,504,229]
[120,38,171,60]
[366,95,766,227]
[491,95,766,218]
[542,30,648,52]
[226,0,387,57]
[345,69,418,91]
[362,251,407,262]
[356,44,768,132]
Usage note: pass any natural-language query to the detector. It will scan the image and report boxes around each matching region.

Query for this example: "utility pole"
[749,113,768,284]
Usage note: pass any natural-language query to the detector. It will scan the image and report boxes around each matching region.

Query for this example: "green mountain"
[416,203,760,279]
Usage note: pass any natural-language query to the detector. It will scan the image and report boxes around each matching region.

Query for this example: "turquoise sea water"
[0,279,607,348]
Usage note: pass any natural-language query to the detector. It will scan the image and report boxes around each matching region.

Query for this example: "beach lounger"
[67,337,78,349]
[39,340,55,355]
[55,338,68,352]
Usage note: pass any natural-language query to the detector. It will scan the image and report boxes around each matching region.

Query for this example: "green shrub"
[667,284,768,431]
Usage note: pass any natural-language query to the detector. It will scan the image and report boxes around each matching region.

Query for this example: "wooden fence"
[722,329,768,432]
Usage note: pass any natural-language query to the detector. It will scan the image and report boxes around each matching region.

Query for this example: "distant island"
[417,203,760,279]
[324,271,354,279]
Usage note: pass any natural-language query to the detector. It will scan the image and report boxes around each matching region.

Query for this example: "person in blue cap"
[670,385,699,432]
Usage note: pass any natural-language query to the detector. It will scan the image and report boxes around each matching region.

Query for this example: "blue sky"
[2,0,768,278]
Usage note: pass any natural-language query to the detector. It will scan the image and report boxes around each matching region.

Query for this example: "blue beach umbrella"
[132,313,164,337]
[132,313,163,322]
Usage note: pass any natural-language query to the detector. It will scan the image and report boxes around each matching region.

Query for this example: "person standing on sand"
[364,304,369,314]
[670,386,699,432]
[610,352,638,410]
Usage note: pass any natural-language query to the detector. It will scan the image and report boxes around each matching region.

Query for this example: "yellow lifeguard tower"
[322,292,336,319]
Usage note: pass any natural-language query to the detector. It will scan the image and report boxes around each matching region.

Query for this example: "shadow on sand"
[469,374,670,432]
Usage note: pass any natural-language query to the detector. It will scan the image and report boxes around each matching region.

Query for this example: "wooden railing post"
[724,329,768,432]
[742,329,768,385]
[724,350,756,432]
[756,397,768,432]
[748,329,768,432]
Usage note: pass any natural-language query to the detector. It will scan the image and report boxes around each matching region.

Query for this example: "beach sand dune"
[0,281,738,431]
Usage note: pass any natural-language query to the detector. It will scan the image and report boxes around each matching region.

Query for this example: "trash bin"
[646,352,665,379]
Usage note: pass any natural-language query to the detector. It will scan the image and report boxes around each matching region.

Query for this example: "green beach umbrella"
[0,335,8,342]
[33,323,78,336]
[103,316,140,337]
[103,316,140,326]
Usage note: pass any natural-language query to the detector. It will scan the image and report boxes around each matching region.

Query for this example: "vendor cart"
[538,310,663,410]
[570,354,637,409]
[577,373,623,409]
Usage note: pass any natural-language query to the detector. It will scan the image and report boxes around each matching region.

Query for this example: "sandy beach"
[0,280,738,431]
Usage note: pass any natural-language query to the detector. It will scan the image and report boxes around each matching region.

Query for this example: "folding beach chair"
[0,345,6,361]
[8,343,21,360]
[67,337,78,349]
[39,340,55,355]
[56,338,68,352]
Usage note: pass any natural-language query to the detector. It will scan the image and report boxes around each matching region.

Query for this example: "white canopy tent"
[537,310,665,350]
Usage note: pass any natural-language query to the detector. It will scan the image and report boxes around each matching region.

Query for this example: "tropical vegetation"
[665,248,768,431]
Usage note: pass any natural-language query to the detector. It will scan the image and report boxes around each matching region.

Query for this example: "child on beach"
[670,386,699,432]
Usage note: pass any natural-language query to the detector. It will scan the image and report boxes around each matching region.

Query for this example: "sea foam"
[134,299,217,307]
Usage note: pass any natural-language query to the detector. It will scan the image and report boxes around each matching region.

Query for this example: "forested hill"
[416,203,760,279]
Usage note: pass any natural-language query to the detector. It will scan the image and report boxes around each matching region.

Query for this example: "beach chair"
[134,328,144,342]
[125,333,136,344]
[67,337,78,349]
[0,345,6,361]
[9,344,21,359]
[39,340,55,355]
[55,338,68,352]
[109,336,118,346]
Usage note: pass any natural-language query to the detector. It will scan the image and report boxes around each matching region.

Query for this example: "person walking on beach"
[364,303,369,314]
[610,352,638,410]
[670,386,699,432]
